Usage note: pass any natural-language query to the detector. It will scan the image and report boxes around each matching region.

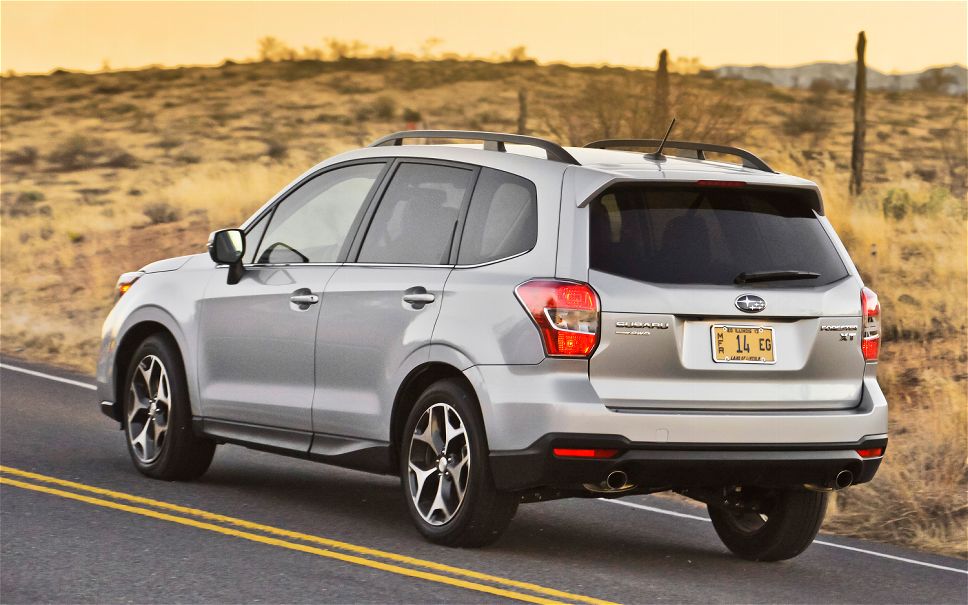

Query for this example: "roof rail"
[370,130,581,165]
[583,139,776,173]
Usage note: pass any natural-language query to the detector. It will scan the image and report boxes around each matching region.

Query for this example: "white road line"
[600,498,968,575]
[5,361,965,576]
[0,363,96,391]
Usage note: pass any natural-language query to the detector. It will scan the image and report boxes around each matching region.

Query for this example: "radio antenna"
[647,117,677,160]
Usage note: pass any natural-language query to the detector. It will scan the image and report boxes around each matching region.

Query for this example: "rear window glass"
[589,185,847,286]
[458,168,537,265]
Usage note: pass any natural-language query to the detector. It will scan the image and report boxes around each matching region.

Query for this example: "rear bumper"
[490,434,887,491]
[465,360,889,450]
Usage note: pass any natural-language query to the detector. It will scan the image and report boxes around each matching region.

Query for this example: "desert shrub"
[4,146,38,166]
[882,188,913,220]
[402,108,423,123]
[327,78,378,95]
[370,95,397,120]
[143,202,181,225]
[91,81,130,95]
[5,191,48,217]
[914,166,937,182]
[47,135,101,170]
[279,60,330,82]
[66,231,84,244]
[155,136,182,154]
[175,152,201,165]
[46,135,137,170]
[264,138,288,160]
[108,102,138,115]
[881,187,958,220]
[782,104,833,136]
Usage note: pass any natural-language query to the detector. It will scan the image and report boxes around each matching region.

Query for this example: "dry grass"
[1,58,965,557]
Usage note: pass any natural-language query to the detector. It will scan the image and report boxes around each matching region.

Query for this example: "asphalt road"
[1,358,965,604]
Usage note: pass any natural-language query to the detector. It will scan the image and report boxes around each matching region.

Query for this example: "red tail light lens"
[515,279,600,357]
[553,448,619,459]
[856,447,884,458]
[860,287,881,361]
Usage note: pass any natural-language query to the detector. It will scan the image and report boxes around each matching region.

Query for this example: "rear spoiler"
[565,167,825,214]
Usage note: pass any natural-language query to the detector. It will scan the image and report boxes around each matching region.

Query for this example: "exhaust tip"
[835,469,854,490]
[605,470,628,490]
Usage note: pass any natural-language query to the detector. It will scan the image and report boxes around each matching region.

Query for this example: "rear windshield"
[589,185,848,286]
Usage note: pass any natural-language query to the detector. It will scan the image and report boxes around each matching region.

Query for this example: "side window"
[458,168,537,265]
[242,212,269,264]
[358,163,472,264]
[254,163,384,264]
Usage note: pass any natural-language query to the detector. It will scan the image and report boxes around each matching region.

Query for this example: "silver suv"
[97,130,887,561]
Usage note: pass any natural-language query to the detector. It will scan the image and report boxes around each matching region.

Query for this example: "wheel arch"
[389,361,481,470]
[111,320,184,423]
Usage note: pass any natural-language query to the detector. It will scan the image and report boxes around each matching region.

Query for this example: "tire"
[400,378,518,547]
[122,334,215,480]
[708,488,828,562]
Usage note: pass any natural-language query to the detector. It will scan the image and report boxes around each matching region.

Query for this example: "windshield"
[589,184,848,286]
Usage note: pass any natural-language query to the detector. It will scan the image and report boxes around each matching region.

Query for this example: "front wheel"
[708,488,828,561]
[122,334,215,480]
[400,379,518,547]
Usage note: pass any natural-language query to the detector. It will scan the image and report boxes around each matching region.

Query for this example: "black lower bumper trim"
[490,434,887,491]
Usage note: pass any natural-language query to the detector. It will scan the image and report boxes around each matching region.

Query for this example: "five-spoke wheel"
[407,402,471,526]
[126,354,171,463]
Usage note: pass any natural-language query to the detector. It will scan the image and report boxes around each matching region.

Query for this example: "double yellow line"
[0,466,617,605]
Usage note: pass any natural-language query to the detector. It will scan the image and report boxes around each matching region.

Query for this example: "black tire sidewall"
[709,489,828,561]
[399,379,494,542]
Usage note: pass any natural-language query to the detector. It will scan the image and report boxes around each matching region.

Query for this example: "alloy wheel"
[126,354,171,463]
[407,402,471,526]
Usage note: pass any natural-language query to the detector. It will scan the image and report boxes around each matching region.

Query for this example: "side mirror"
[207,229,245,284]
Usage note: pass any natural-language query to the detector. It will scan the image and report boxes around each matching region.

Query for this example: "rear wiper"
[734,270,821,284]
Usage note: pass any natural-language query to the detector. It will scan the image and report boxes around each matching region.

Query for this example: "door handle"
[402,286,435,308]
[290,294,319,305]
[402,293,435,304]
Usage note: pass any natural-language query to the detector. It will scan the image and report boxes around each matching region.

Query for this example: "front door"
[197,161,389,440]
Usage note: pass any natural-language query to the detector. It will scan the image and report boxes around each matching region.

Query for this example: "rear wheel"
[122,334,215,480]
[708,487,828,561]
[400,379,517,547]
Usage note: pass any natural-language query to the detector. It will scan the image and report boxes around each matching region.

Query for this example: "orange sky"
[2,1,966,74]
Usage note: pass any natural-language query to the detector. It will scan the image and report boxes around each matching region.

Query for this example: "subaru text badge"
[735,294,766,313]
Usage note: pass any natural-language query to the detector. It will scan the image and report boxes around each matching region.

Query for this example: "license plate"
[711,325,775,364]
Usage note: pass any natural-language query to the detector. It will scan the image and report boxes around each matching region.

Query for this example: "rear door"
[311,160,477,441]
[586,183,864,411]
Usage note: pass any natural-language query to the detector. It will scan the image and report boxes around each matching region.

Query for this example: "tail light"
[856,447,884,458]
[515,279,600,357]
[116,271,143,301]
[553,448,619,459]
[860,287,881,361]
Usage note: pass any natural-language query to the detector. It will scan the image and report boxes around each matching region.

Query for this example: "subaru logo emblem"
[735,294,766,313]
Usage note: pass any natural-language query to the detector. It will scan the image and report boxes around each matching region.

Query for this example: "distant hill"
[709,62,967,94]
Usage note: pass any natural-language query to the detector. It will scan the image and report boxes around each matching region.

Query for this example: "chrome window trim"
[452,248,531,269]
[349,262,455,269]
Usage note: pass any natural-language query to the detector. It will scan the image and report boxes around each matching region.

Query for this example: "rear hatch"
[587,183,864,412]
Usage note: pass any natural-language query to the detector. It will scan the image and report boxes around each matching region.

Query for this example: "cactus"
[517,89,528,135]
[850,31,867,196]
[653,49,670,133]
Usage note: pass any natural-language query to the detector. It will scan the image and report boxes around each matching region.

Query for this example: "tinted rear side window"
[458,168,537,265]
[590,185,847,286]
[358,163,472,264]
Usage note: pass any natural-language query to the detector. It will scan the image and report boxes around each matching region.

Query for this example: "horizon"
[2,1,966,75]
